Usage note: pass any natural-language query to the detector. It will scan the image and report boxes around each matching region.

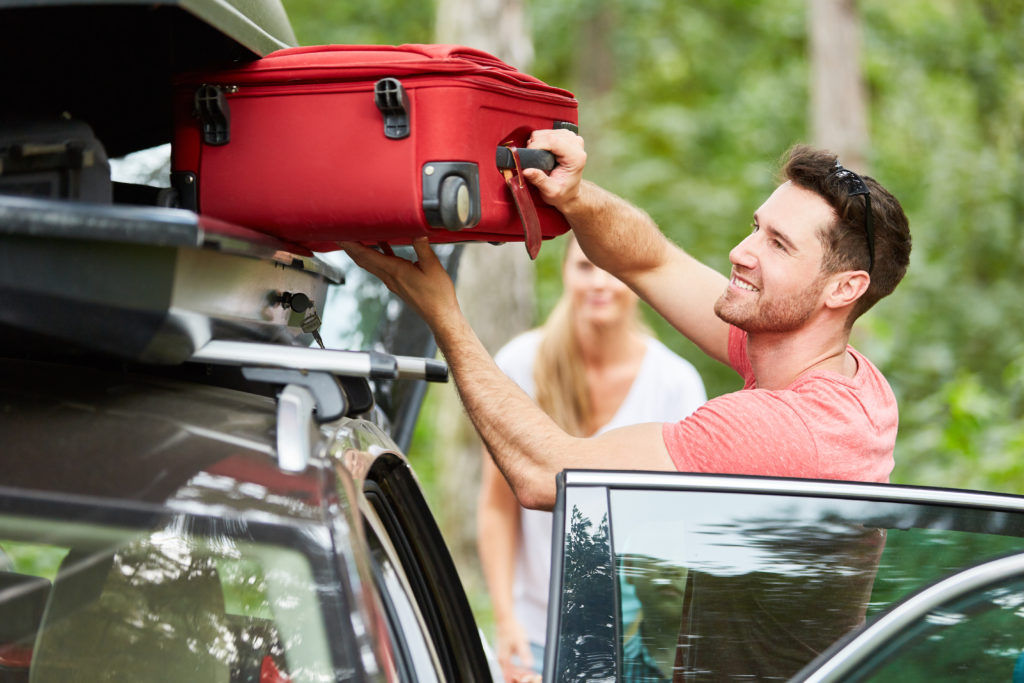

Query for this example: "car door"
[545,471,1024,682]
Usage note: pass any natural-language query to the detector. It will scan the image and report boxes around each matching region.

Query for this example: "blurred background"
[282,0,1024,633]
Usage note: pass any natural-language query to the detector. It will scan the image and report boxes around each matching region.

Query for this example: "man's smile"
[730,275,759,293]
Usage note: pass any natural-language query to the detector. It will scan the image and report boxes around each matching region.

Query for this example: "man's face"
[714,182,835,333]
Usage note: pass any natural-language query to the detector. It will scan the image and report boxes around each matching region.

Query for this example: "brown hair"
[534,295,590,436]
[782,145,912,322]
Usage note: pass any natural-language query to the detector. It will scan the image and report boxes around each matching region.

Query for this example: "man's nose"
[729,233,757,270]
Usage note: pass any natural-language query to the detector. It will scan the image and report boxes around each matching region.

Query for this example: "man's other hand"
[523,128,586,213]
[339,237,458,327]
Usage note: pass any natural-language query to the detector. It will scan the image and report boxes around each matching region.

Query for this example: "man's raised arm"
[524,129,732,365]
[339,238,674,510]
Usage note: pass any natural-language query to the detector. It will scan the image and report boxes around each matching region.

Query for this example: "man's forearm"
[559,181,674,288]
[431,311,573,510]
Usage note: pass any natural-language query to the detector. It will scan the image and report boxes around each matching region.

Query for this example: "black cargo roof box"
[0,0,297,157]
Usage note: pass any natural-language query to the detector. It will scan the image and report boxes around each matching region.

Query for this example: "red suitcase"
[171,44,578,257]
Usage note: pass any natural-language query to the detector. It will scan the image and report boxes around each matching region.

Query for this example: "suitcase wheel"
[440,176,471,230]
[422,162,481,231]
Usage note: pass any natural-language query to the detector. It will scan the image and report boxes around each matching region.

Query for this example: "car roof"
[0,0,297,157]
[0,355,328,519]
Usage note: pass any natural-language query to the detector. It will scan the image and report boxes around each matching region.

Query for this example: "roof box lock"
[195,84,231,146]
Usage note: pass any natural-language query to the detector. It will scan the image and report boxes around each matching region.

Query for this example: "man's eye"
[750,222,759,233]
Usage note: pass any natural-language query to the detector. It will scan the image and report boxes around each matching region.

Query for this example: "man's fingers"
[338,240,380,266]
[410,236,440,270]
[338,241,408,290]
[527,128,585,156]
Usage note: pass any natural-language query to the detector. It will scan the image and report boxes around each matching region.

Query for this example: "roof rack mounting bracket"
[242,366,348,423]
[275,384,317,472]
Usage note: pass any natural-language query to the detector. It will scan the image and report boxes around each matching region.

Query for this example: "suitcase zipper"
[217,76,573,105]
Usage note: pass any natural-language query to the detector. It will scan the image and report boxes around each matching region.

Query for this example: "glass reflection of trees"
[859,579,1024,681]
[29,525,298,683]
[609,491,888,681]
[556,506,616,683]
[672,518,885,681]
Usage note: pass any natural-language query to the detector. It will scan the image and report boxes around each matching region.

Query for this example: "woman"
[476,235,707,681]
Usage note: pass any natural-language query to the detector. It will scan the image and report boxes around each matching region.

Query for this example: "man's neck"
[745,324,854,390]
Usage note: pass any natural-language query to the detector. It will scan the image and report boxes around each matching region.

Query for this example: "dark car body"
[1,2,488,680]
[0,355,490,681]
[0,0,295,158]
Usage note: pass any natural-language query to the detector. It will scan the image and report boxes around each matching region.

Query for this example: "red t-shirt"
[662,326,896,482]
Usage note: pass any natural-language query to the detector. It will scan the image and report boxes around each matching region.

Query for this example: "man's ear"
[824,271,870,310]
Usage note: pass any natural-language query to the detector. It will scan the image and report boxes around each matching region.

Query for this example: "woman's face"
[562,239,638,327]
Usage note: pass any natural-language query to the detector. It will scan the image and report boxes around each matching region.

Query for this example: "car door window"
[549,475,1024,682]
[609,488,889,681]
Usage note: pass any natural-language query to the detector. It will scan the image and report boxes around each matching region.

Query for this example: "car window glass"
[552,486,616,681]
[605,488,1024,681]
[855,577,1024,682]
[0,514,335,683]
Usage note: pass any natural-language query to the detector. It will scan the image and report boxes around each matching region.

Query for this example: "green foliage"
[1,541,66,580]
[280,0,434,45]
[280,0,1024,495]
[533,0,1024,493]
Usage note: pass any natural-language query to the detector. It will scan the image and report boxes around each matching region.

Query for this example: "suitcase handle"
[495,146,556,172]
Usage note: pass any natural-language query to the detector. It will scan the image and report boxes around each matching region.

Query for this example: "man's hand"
[523,128,587,213]
[339,237,458,329]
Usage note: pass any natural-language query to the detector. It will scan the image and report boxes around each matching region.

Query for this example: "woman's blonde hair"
[533,236,645,437]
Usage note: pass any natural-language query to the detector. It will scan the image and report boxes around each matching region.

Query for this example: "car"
[5,1,1024,682]
[1,1,491,681]
[0,348,492,682]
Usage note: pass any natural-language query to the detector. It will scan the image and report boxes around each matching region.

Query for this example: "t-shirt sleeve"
[661,390,821,478]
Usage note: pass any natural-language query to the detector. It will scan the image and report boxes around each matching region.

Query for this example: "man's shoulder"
[787,346,896,411]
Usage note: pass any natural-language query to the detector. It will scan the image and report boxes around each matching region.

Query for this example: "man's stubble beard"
[713,278,824,334]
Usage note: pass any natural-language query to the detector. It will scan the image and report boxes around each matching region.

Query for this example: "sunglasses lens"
[832,162,873,272]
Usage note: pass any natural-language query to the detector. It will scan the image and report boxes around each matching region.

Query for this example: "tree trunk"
[430,0,537,598]
[809,0,870,172]
[573,0,616,101]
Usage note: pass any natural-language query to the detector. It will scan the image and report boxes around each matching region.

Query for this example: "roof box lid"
[0,0,297,157]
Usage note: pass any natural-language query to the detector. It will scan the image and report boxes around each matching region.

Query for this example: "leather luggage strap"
[500,145,542,259]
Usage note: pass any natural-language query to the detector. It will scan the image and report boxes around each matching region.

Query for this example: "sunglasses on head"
[831,161,874,273]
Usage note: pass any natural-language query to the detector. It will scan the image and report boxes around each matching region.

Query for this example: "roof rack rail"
[189,340,448,473]
[191,339,448,383]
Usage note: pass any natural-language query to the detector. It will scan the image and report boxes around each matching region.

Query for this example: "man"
[342,130,911,511]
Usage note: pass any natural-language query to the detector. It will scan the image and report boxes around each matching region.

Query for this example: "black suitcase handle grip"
[495,146,557,172]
